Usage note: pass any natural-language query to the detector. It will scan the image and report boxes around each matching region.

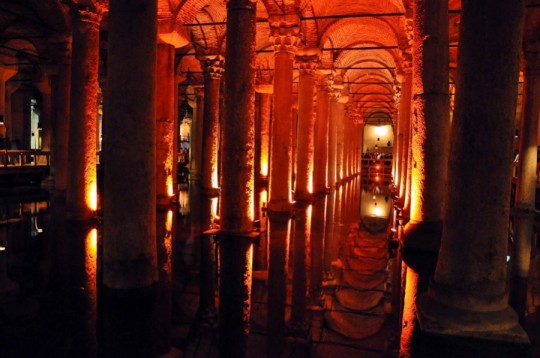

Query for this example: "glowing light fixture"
[374,125,387,136]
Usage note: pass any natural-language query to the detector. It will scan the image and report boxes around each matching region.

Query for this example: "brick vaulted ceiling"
[2,0,540,121]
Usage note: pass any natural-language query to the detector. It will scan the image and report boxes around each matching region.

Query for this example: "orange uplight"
[167,177,174,197]
[261,157,269,177]
[166,209,173,232]
[85,228,98,283]
[87,182,98,211]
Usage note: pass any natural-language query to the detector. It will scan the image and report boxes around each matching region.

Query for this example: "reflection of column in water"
[323,189,336,275]
[67,222,98,357]
[310,194,326,304]
[154,207,173,353]
[529,255,540,314]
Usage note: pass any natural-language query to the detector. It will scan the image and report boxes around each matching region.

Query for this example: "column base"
[417,292,529,344]
[402,220,442,253]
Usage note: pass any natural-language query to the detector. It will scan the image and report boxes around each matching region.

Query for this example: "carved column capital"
[296,51,320,75]
[201,55,225,80]
[270,19,301,54]
[72,5,103,28]
[317,71,334,92]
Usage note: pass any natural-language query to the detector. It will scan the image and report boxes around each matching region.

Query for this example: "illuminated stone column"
[327,86,340,188]
[0,66,17,135]
[155,42,177,206]
[256,84,272,180]
[403,0,450,251]
[511,46,540,316]
[266,18,299,357]
[396,60,413,210]
[198,54,224,323]
[254,83,272,270]
[336,93,348,182]
[189,86,204,259]
[417,0,528,342]
[218,1,257,356]
[324,87,342,273]
[66,7,101,220]
[313,74,331,193]
[49,38,71,192]
[191,86,204,183]
[310,73,332,304]
[290,52,318,331]
[103,0,157,288]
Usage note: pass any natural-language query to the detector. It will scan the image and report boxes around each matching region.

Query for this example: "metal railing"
[0,150,50,168]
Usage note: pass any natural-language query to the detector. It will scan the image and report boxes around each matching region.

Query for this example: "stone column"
[511,45,540,316]
[310,73,332,304]
[66,7,101,220]
[0,66,17,138]
[189,86,204,263]
[35,74,52,152]
[103,0,157,289]
[328,86,340,189]
[266,18,299,357]
[290,52,318,331]
[403,0,450,252]
[417,0,528,342]
[254,83,272,270]
[218,1,257,357]
[335,91,346,183]
[397,60,413,206]
[324,87,342,272]
[198,54,224,323]
[155,42,177,206]
[49,38,71,193]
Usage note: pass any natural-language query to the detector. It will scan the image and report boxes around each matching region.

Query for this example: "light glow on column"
[87,181,98,212]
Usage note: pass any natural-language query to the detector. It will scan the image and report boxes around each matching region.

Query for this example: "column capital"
[47,34,72,65]
[200,55,225,80]
[72,5,103,27]
[269,16,301,54]
[400,53,413,75]
[296,50,320,75]
[317,71,334,92]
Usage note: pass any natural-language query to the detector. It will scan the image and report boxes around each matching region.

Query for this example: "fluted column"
[66,7,101,220]
[511,45,540,316]
[218,1,257,356]
[266,18,299,357]
[290,52,318,331]
[155,42,177,205]
[198,54,224,323]
[403,0,450,251]
[417,0,528,342]
[103,0,157,289]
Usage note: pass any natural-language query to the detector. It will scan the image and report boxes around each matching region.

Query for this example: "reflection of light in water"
[0,246,5,252]
[166,209,173,232]
[85,228,98,295]
[211,197,219,225]
[88,182,98,211]
[164,210,173,273]
[178,190,190,215]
